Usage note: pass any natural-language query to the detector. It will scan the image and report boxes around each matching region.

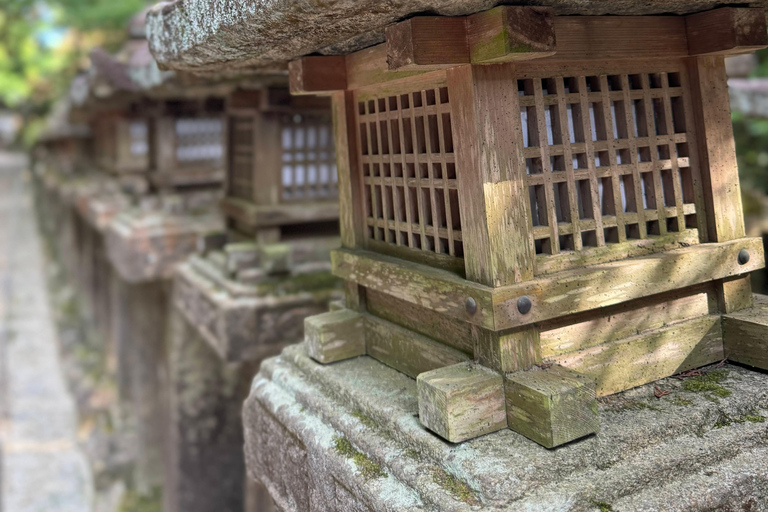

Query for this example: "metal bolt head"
[517,296,532,315]
[465,297,477,315]
[738,249,750,265]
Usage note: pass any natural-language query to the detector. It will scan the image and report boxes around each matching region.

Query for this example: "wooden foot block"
[305,310,366,364]
[504,365,598,448]
[417,363,506,443]
[723,297,768,369]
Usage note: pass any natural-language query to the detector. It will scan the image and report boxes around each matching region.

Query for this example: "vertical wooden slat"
[661,72,686,230]
[641,73,667,236]
[620,75,647,233]
[555,78,581,250]
[533,78,560,254]
[599,75,628,243]
[576,76,605,246]
[447,63,535,287]
[333,91,365,250]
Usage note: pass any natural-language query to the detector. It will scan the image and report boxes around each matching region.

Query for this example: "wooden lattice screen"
[356,87,462,260]
[175,118,224,168]
[129,120,149,158]
[520,64,705,269]
[281,113,337,202]
[228,116,254,200]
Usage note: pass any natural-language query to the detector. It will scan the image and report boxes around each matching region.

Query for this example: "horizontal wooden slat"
[219,197,339,228]
[333,238,765,331]
[550,314,723,396]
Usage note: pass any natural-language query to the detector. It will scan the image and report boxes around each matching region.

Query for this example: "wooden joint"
[417,363,507,443]
[365,313,470,378]
[687,7,768,56]
[722,295,768,370]
[305,309,366,364]
[385,7,555,71]
[288,56,348,95]
[504,364,598,448]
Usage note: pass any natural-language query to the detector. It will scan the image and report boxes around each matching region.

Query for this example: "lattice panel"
[129,121,148,157]
[228,116,254,200]
[175,118,224,167]
[281,113,337,201]
[356,87,462,259]
[519,69,703,257]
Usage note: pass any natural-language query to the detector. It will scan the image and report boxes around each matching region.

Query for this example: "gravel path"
[0,152,93,512]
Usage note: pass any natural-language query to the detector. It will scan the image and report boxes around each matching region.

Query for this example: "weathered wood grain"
[539,289,713,358]
[723,298,768,369]
[288,56,347,95]
[467,6,555,63]
[365,314,470,379]
[474,326,541,373]
[551,315,724,396]
[386,17,470,71]
[504,364,598,448]
[305,309,366,364]
[687,8,768,56]
[418,362,506,443]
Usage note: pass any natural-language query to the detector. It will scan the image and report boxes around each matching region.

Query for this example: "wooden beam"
[467,6,555,63]
[722,298,768,369]
[493,237,764,329]
[365,314,470,378]
[332,238,765,331]
[418,363,506,443]
[288,56,347,95]
[386,16,469,71]
[687,8,768,56]
[219,197,339,229]
[504,365,598,448]
[551,315,723,396]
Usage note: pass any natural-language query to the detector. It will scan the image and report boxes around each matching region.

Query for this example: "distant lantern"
[290,6,768,447]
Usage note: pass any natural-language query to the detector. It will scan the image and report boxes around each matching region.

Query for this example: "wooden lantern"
[147,97,227,191]
[218,87,339,244]
[290,6,768,447]
[92,108,149,175]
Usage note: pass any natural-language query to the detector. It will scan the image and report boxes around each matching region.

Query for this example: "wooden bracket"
[418,363,507,443]
[722,295,768,370]
[385,7,555,70]
[505,364,599,448]
[288,56,347,95]
[305,309,366,364]
[687,8,768,56]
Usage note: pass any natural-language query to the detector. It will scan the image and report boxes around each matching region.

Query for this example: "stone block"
[225,242,259,276]
[305,309,366,364]
[417,363,506,442]
[504,364,599,448]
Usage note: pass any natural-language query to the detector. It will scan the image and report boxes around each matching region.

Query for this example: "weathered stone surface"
[146,0,768,73]
[164,309,259,512]
[245,343,768,511]
[173,255,342,363]
[106,208,222,283]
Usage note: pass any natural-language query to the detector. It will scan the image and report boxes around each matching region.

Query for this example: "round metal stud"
[738,249,750,265]
[517,296,532,315]
[465,297,477,315]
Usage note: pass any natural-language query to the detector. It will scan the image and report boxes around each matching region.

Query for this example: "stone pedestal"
[163,242,342,512]
[244,343,768,511]
[104,206,224,494]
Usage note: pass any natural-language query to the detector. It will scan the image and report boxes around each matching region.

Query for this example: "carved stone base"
[245,343,768,511]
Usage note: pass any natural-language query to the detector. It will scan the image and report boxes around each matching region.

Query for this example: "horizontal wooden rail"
[219,197,339,228]
[332,237,765,330]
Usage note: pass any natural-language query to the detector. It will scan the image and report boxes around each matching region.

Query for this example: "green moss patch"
[333,436,387,481]
[589,500,614,512]
[714,411,766,429]
[431,467,480,506]
[682,369,732,402]
[119,486,162,512]
[351,409,378,429]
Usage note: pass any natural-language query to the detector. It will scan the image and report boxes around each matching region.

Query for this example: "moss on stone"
[431,467,480,506]
[682,370,732,401]
[351,409,378,429]
[118,486,162,512]
[255,270,341,297]
[333,436,387,481]
[669,396,694,407]
[590,499,614,512]
[403,448,420,461]
[714,411,766,429]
